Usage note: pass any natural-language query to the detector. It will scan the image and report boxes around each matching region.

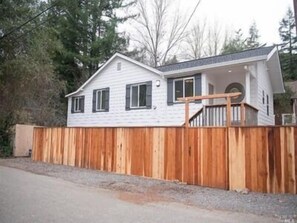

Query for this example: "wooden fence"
[32,126,297,194]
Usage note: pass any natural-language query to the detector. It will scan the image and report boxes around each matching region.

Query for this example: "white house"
[66,46,284,127]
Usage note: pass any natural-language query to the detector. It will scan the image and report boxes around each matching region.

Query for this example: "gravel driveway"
[0,158,296,222]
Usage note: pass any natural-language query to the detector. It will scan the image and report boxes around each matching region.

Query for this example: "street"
[0,166,278,223]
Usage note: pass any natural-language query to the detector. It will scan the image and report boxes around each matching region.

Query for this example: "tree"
[221,29,247,54]
[0,0,66,156]
[278,7,297,80]
[132,0,198,66]
[246,22,260,49]
[274,85,294,124]
[205,21,224,57]
[185,20,207,59]
[48,0,134,92]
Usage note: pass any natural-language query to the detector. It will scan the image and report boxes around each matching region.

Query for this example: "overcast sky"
[182,0,294,44]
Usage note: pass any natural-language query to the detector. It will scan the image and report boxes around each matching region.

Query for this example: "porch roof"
[157,46,274,73]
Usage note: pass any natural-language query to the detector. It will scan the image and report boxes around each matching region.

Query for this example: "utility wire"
[177,0,202,41]
[14,15,56,42]
[0,3,57,41]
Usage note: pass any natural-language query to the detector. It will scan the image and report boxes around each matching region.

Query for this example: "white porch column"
[245,71,251,103]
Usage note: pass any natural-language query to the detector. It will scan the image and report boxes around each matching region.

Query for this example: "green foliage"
[274,85,294,115]
[221,22,261,55]
[48,0,134,92]
[221,29,247,54]
[246,22,260,49]
[278,8,297,81]
[0,0,67,154]
[0,115,13,158]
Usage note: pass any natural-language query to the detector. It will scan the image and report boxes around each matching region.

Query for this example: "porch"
[189,102,258,127]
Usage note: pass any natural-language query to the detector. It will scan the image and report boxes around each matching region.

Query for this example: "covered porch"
[193,63,258,126]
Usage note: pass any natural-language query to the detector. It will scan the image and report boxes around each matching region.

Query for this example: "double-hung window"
[92,88,109,112]
[126,81,152,110]
[71,96,85,113]
[131,84,147,108]
[167,74,201,105]
[173,77,195,101]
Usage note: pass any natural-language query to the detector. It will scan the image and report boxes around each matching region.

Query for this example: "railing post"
[226,97,231,127]
[240,102,245,126]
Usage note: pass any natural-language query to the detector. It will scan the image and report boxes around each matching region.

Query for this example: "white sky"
[181,0,294,44]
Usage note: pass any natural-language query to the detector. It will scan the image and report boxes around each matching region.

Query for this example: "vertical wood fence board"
[187,128,196,185]
[295,127,297,193]
[229,128,246,190]
[267,128,275,193]
[175,128,183,182]
[116,128,125,174]
[143,128,153,178]
[125,128,131,175]
[193,128,200,185]
[285,127,295,193]
[164,128,177,181]
[214,128,228,189]
[152,128,160,179]
[274,128,282,193]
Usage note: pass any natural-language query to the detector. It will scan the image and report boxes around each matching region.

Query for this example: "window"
[126,81,152,110]
[71,96,84,113]
[266,94,269,116]
[262,90,265,104]
[117,62,121,71]
[167,74,201,105]
[173,77,194,101]
[92,88,109,112]
[131,84,147,108]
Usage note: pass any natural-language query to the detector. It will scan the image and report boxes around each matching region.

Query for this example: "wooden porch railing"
[189,103,258,127]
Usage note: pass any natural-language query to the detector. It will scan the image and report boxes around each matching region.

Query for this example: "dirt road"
[0,166,281,223]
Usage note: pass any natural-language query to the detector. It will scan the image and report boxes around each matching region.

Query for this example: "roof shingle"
[156,46,275,72]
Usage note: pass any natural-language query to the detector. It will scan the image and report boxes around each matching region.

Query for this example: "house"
[66,46,284,127]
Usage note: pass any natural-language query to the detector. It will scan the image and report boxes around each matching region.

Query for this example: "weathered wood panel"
[32,126,297,194]
[228,127,296,194]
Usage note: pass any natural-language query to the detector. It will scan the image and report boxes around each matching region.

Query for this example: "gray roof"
[157,46,275,72]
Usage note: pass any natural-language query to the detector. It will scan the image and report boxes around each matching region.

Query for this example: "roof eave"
[65,53,163,98]
[162,55,267,77]
[266,47,285,94]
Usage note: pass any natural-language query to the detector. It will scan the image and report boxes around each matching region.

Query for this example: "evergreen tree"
[0,0,66,156]
[278,8,297,80]
[48,0,134,92]
[221,29,247,54]
[246,22,260,49]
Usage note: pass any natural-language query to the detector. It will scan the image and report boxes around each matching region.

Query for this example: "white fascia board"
[162,55,267,77]
[266,47,285,93]
[65,53,163,97]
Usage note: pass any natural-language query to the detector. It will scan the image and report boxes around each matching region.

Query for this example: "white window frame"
[130,83,147,108]
[95,89,108,111]
[73,97,83,112]
[173,77,195,102]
